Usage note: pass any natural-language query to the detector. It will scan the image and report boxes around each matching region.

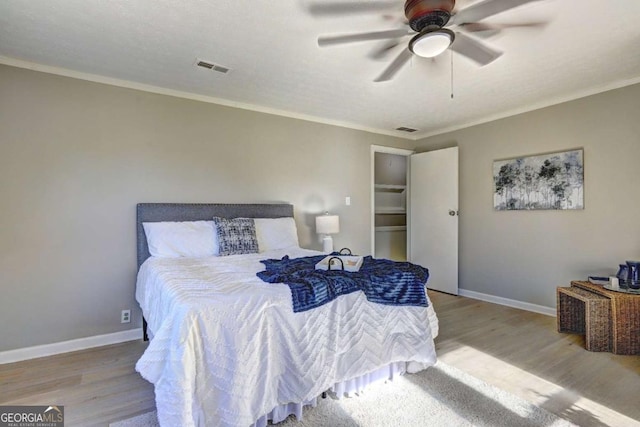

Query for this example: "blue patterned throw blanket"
[257,254,429,312]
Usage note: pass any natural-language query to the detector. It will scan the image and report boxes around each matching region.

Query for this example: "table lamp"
[315,213,340,253]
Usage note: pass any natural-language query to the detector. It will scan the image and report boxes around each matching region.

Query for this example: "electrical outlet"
[121,309,131,323]
[345,196,351,206]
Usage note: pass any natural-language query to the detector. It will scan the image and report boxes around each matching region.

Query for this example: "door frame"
[370,145,414,257]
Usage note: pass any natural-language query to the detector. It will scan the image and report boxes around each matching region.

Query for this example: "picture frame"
[493,149,584,210]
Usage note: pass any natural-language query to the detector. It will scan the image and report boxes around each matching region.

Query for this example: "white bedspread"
[135,248,438,427]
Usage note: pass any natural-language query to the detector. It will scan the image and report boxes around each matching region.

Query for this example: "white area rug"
[110,361,575,427]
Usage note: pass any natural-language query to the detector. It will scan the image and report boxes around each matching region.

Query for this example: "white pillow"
[143,220,218,258]
[254,217,299,252]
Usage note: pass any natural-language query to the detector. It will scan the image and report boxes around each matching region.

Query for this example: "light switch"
[345,196,351,206]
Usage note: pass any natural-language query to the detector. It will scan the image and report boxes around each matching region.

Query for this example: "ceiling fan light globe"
[409,29,454,58]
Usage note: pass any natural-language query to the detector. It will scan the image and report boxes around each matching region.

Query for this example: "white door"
[409,147,459,295]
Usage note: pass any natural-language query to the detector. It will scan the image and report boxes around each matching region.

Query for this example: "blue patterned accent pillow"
[212,217,259,256]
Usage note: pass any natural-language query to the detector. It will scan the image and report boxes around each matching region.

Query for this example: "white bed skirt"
[251,361,417,427]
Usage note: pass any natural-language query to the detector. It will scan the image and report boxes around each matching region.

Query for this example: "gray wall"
[3,62,639,352]
[0,64,411,352]
[414,83,640,308]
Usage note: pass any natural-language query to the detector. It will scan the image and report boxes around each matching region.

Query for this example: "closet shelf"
[375,226,407,232]
[374,184,406,193]
[375,207,406,214]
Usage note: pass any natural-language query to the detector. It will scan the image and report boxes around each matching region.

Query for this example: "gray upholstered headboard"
[136,203,294,269]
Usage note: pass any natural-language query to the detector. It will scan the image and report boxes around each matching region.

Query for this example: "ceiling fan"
[314,0,546,82]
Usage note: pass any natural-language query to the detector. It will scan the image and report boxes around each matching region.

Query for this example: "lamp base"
[322,235,334,253]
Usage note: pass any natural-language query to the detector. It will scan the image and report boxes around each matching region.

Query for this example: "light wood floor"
[1,291,639,426]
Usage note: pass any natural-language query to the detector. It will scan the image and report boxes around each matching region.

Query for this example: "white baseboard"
[458,289,556,317]
[0,292,554,364]
[0,328,143,364]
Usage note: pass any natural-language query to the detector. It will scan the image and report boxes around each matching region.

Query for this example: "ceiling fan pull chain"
[450,48,454,99]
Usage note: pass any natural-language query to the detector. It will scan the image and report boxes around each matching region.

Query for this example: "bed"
[134,203,439,427]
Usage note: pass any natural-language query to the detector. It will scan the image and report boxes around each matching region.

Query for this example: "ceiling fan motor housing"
[404,0,455,32]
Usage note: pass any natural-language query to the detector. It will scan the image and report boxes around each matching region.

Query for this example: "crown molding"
[3,55,639,143]
[0,55,414,141]
[412,74,640,140]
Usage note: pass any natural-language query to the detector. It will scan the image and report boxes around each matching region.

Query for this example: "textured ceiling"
[1,0,640,139]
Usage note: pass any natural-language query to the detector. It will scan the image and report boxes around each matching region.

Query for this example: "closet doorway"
[371,146,413,261]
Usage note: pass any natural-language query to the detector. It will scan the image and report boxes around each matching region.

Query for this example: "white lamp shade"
[316,215,340,235]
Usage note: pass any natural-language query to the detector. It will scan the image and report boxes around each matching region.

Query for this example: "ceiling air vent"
[195,59,230,74]
[396,127,418,133]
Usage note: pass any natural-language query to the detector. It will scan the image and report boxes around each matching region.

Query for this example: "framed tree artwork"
[493,149,584,210]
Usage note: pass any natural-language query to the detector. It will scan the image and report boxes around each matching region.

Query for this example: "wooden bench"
[557,286,612,352]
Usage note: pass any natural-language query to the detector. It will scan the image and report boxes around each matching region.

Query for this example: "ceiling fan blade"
[451,32,502,66]
[461,21,547,32]
[369,39,405,59]
[308,1,397,16]
[450,0,543,25]
[461,27,501,39]
[374,48,413,82]
[318,28,411,47]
